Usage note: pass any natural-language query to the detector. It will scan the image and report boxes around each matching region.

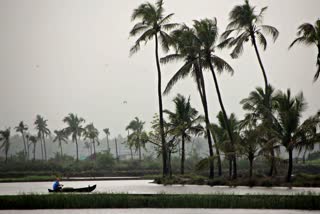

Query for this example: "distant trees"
[126,117,146,161]
[34,115,50,161]
[289,19,320,81]
[84,123,100,160]
[0,128,11,163]
[15,121,28,159]
[63,113,85,161]
[103,128,110,151]
[53,129,68,157]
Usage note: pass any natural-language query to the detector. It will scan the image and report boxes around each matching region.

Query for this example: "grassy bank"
[154,173,320,187]
[0,193,319,210]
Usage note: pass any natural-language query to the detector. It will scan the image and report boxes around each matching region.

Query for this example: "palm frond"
[260,25,279,42]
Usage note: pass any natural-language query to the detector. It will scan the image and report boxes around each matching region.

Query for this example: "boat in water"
[48,184,96,193]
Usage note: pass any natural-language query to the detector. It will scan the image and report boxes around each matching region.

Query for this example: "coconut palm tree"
[0,128,11,163]
[63,113,85,161]
[126,117,146,161]
[84,123,100,160]
[220,0,279,92]
[34,115,50,161]
[289,19,320,81]
[193,18,238,178]
[273,89,320,182]
[164,94,202,175]
[162,24,215,178]
[15,121,28,159]
[129,0,178,176]
[240,85,279,176]
[103,128,110,151]
[53,129,68,157]
[28,135,37,161]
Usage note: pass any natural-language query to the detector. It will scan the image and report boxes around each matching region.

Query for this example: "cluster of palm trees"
[129,0,320,180]
[0,113,114,162]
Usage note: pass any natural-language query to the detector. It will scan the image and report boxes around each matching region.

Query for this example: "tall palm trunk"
[33,143,36,161]
[107,135,110,151]
[197,66,214,179]
[287,148,293,182]
[115,138,119,160]
[155,34,168,177]
[92,139,96,160]
[211,131,222,176]
[181,134,185,175]
[208,59,237,179]
[251,33,268,92]
[21,132,27,159]
[5,150,8,163]
[75,137,79,161]
[59,141,63,157]
[269,148,275,176]
[249,153,254,178]
[229,158,232,178]
[39,137,44,160]
[42,133,47,161]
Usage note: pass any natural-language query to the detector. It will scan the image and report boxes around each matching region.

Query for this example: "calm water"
[0,209,318,214]
[0,180,320,195]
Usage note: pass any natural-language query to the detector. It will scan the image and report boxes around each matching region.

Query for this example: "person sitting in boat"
[53,177,63,191]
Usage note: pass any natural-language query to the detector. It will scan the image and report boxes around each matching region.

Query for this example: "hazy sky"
[0,0,319,138]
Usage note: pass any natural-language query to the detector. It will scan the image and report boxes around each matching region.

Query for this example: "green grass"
[0,193,319,210]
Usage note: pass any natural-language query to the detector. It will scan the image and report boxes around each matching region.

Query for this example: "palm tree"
[240,85,279,176]
[28,135,37,161]
[15,121,28,159]
[63,113,85,161]
[193,18,238,178]
[84,123,100,160]
[289,19,320,81]
[164,94,202,175]
[126,117,146,161]
[162,24,215,178]
[0,128,11,163]
[129,0,178,176]
[53,129,68,157]
[273,89,320,182]
[103,128,110,151]
[220,0,279,92]
[34,115,50,161]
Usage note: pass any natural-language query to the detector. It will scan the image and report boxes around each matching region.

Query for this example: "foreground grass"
[0,193,319,210]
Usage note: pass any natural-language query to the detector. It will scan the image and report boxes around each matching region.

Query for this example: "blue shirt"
[53,180,60,190]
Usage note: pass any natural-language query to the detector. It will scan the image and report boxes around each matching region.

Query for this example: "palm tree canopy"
[84,123,100,143]
[53,129,68,144]
[15,121,28,134]
[289,19,320,81]
[126,117,145,133]
[63,113,85,142]
[220,0,279,58]
[129,0,178,55]
[0,128,11,153]
[34,115,50,136]
[103,128,110,136]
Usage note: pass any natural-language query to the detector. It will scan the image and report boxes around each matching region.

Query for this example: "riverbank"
[154,173,320,187]
[0,193,319,210]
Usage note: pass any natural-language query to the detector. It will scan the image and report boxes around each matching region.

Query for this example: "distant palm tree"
[273,90,320,182]
[289,19,320,81]
[34,115,50,161]
[103,128,110,151]
[84,123,100,160]
[162,24,215,178]
[0,128,11,163]
[63,113,85,161]
[129,0,178,176]
[28,135,37,161]
[15,121,28,159]
[53,129,68,157]
[164,94,202,175]
[126,117,146,161]
[220,0,278,92]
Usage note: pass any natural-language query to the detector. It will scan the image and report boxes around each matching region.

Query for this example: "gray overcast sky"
[0,0,319,137]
